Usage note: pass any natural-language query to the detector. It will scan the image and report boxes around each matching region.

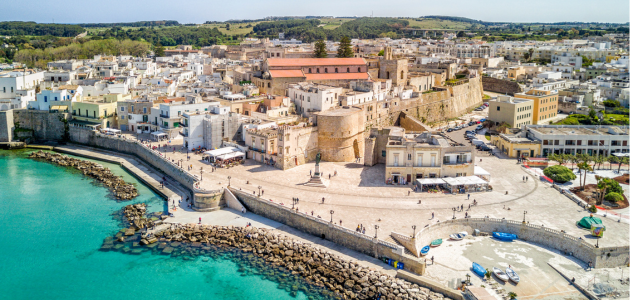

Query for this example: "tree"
[154,43,165,57]
[337,36,354,58]
[543,165,577,183]
[594,155,605,170]
[597,177,622,204]
[457,31,465,38]
[548,153,569,166]
[378,49,384,56]
[226,23,231,31]
[527,48,534,61]
[607,156,619,170]
[577,161,592,190]
[618,157,629,173]
[603,100,621,107]
[313,39,328,58]
[569,154,580,170]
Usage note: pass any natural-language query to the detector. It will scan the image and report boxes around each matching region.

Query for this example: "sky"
[2,0,629,24]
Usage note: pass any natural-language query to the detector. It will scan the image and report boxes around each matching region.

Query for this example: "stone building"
[514,89,559,124]
[487,95,534,129]
[276,124,319,170]
[316,106,364,162]
[288,83,342,117]
[379,47,408,87]
[384,131,475,183]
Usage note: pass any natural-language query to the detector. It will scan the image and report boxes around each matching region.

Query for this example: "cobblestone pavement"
[125,134,629,248]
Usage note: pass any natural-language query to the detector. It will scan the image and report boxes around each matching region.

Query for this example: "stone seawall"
[413,218,629,269]
[13,109,69,141]
[69,127,224,210]
[229,188,428,276]
[0,110,14,142]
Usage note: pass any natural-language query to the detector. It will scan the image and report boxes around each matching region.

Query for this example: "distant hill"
[77,21,179,28]
[0,21,84,37]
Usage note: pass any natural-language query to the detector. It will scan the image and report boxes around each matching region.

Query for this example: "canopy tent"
[474,166,491,181]
[442,176,489,193]
[612,153,630,157]
[216,151,245,161]
[151,131,168,141]
[577,216,603,229]
[415,178,446,192]
[204,147,240,158]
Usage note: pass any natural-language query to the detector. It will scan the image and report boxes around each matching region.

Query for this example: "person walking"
[467,194,470,200]
[432,212,434,219]
[322,197,325,204]
[339,220,342,226]
[431,256,434,265]
[199,217,202,224]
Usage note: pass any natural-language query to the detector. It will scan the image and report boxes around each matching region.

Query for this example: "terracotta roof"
[305,73,370,81]
[269,70,305,78]
[267,58,366,67]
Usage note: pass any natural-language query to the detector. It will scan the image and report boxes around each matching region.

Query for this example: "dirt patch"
[570,184,629,210]
[613,174,629,185]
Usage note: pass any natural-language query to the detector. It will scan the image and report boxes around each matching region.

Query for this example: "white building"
[288,83,342,117]
[29,86,82,111]
[551,52,583,69]
[526,125,629,156]
[0,70,44,110]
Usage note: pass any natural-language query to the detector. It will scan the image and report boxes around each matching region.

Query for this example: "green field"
[319,18,354,30]
[200,22,263,36]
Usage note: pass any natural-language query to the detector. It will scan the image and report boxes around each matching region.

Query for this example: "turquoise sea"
[0,150,313,300]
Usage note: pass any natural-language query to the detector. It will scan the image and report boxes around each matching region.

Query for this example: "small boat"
[492,232,518,242]
[493,267,509,281]
[449,231,468,240]
[420,246,430,256]
[506,268,520,284]
[430,239,443,247]
[472,262,486,277]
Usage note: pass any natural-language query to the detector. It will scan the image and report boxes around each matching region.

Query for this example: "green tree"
[543,165,577,183]
[226,23,230,31]
[378,49,384,56]
[154,43,165,57]
[457,31,465,38]
[577,161,592,190]
[336,36,354,58]
[607,156,619,170]
[313,39,328,58]
[604,192,623,203]
[618,157,629,173]
[597,177,622,204]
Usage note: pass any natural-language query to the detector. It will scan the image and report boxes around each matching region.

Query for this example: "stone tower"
[379,46,408,87]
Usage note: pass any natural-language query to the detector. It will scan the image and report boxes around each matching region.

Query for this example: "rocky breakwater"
[106,204,450,300]
[29,151,138,200]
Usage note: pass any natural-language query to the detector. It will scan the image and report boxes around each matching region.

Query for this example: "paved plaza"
[128,134,629,249]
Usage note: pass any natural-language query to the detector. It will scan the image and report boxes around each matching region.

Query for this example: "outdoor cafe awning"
[216,151,245,160]
[474,166,490,176]
[151,131,167,136]
[416,178,446,185]
[204,147,240,158]
[442,176,488,186]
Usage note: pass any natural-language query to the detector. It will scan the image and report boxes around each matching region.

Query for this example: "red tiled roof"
[269,70,305,78]
[267,58,366,67]
[305,73,370,81]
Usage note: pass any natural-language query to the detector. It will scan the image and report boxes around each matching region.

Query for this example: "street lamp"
[292,197,298,209]
[412,225,417,237]
[200,170,203,181]
[523,211,528,223]
[227,176,231,186]
[329,210,334,222]
[258,186,262,197]
[596,236,600,248]
[374,225,379,238]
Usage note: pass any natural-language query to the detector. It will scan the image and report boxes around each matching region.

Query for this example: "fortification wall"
[481,77,522,95]
[399,113,431,132]
[317,108,365,162]
[0,110,14,142]
[230,188,426,275]
[13,109,68,141]
[414,218,628,268]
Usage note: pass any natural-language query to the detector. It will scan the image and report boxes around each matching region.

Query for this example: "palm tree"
[595,155,605,170]
[569,154,579,170]
[577,162,593,190]
[607,156,619,170]
[619,157,629,173]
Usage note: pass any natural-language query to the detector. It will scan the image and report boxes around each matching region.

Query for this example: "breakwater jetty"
[107,204,451,300]
[29,151,138,200]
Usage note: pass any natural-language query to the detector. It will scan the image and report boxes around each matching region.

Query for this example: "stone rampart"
[0,110,14,142]
[12,109,68,141]
[481,77,522,95]
[69,127,223,209]
[229,188,427,275]
[413,218,628,268]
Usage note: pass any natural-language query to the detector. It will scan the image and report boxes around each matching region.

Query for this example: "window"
[408,154,411,160]
[382,150,386,157]
[325,68,328,73]
[317,68,320,73]
[543,140,549,145]
[121,115,125,120]
[393,154,399,166]
[308,68,312,73]
[565,140,575,145]
[335,68,338,73]
[554,140,559,145]
[347,68,350,72]
[54,97,57,101]
[44,96,48,102]
[496,106,500,111]
[577,140,582,145]
[143,107,147,114]
[358,67,361,72]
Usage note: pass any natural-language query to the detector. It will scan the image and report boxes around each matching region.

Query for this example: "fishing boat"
[492,232,518,241]
[472,262,486,277]
[505,268,520,284]
[449,232,468,240]
[493,267,509,281]
[420,246,430,256]
[430,239,443,247]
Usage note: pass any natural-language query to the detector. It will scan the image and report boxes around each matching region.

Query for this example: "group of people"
[355,224,366,234]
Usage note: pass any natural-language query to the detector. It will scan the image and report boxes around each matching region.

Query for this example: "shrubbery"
[604,192,624,202]
[543,165,576,183]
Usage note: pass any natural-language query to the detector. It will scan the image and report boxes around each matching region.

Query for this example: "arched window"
[401,71,404,79]
[347,68,350,72]
[358,67,361,72]
[335,68,338,73]
[387,71,390,79]
[309,68,312,73]
[325,68,328,73]
[267,83,271,88]
[317,68,320,73]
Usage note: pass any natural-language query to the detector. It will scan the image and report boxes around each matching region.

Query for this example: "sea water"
[0,150,311,300]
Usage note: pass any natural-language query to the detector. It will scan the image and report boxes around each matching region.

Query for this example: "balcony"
[180,122,188,127]
[443,160,472,166]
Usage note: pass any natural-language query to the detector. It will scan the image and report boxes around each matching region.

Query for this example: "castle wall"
[317,107,365,162]
[481,76,522,95]
[11,109,69,141]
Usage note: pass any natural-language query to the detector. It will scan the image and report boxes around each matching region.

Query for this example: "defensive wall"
[411,218,628,269]
[0,110,13,142]
[480,76,522,96]
[229,187,428,276]
[69,127,224,210]
[317,106,364,162]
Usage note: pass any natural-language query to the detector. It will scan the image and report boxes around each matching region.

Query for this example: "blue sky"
[1,0,628,24]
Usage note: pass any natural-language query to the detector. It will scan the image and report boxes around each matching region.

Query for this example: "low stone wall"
[224,188,245,212]
[414,218,628,268]
[481,77,522,96]
[229,188,427,275]
[0,110,14,142]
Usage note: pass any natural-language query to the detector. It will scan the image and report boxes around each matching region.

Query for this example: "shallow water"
[0,150,313,300]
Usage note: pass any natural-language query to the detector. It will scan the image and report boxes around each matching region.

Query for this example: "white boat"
[493,267,509,282]
[449,231,468,241]
[505,268,520,284]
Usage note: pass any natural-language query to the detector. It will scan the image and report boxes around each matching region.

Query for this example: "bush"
[588,205,597,213]
[543,165,577,183]
[604,192,624,202]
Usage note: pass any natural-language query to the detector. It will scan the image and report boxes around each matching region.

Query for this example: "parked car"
[480,118,486,122]
[454,126,461,130]
[447,128,454,132]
